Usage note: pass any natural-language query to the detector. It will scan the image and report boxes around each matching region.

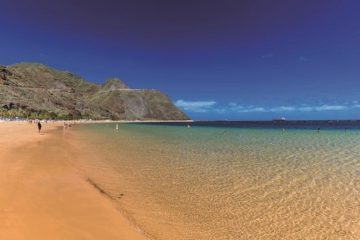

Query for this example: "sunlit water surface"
[67,123,360,240]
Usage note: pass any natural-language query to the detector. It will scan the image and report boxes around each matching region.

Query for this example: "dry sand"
[0,122,147,240]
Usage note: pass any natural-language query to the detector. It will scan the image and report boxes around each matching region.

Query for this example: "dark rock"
[0,65,12,82]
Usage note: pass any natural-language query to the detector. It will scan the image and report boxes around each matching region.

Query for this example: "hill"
[0,63,188,120]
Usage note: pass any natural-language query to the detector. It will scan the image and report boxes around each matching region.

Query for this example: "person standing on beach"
[37,121,42,134]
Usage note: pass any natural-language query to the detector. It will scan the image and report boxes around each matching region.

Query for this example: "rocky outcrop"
[0,65,12,84]
[101,78,128,90]
[0,63,189,120]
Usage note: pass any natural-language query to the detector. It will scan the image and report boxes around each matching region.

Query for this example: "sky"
[0,0,359,120]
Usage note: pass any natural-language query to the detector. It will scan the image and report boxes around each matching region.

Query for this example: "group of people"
[63,122,72,130]
[30,120,74,134]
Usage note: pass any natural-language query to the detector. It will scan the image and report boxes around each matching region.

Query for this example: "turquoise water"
[68,123,360,240]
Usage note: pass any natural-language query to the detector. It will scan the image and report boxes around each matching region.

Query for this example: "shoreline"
[0,122,148,240]
[0,119,193,123]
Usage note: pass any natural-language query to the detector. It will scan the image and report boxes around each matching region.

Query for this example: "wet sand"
[0,122,147,240]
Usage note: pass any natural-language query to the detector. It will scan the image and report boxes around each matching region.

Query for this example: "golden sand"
[0,122,147,240]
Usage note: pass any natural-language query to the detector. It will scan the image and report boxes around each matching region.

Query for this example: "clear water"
[67,123,360,240]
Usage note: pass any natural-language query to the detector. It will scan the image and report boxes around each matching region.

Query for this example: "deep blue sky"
[0,0,359,120]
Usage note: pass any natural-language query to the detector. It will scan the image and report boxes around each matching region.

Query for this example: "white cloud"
[228,102,245,111]
[214,108,227,114]
[175,100,359,114]
[228,102,238,107]
[227,102,266,113]
[298,106,313,112]
[270,106,296,112]
[313,105,347,111]
[298,105,348,112]
[242,107,266,112]
[246,104,348,113]
[175,99,217,112]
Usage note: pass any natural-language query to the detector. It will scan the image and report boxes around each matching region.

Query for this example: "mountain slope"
[0,63,188,120]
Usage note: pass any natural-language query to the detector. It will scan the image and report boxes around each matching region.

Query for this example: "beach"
[0,122,147,240]
[1,121,360,240]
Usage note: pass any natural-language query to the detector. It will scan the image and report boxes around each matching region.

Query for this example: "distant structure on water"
[272,117,286,123]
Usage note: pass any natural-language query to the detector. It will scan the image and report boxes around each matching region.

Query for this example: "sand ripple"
[69,125,360,240]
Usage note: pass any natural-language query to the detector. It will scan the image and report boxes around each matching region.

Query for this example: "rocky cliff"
[0,63,189,120]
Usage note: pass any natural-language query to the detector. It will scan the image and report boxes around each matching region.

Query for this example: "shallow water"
[68,123,360,240]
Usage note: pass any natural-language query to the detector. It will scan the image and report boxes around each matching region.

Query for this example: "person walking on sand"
[37,121,42,134]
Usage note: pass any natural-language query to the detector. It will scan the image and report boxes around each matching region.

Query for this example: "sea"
[66,121,360,240]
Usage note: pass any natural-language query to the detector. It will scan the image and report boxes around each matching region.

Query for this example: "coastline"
[3,121,360,239]
[0,122,148,240]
